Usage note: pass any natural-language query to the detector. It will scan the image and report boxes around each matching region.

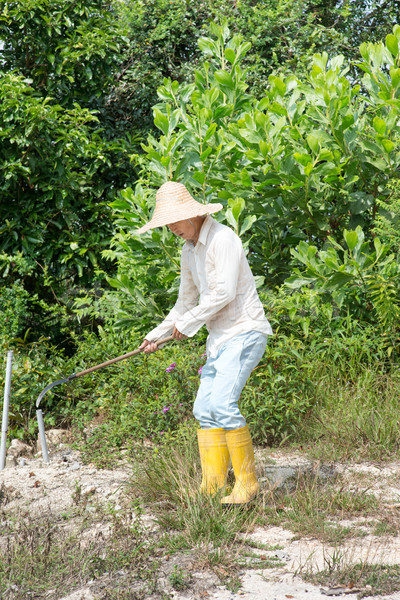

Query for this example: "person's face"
[167,219,195,241]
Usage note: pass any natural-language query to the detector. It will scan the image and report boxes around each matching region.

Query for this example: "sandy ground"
[1,436,400,600]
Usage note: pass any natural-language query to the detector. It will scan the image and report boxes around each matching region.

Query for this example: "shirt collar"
[197,215,214,247]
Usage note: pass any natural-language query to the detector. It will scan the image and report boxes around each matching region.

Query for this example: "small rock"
[82,486,96,496]
[18,458,26,467]
[321,587,346,596]
[37,428,69,452]
[68,462,81,471]
[8,439,33,458]
[5,455,17,467]
[261,461,336,492]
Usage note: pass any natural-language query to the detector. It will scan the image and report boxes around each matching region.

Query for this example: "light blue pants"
[193,330,268,430]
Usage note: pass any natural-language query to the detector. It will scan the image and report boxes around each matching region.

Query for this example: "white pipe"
[36,409,49,464]
[0,351,13,470]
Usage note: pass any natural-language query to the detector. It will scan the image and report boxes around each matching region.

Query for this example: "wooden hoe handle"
[36,335,175,408]
[73,334,175,378]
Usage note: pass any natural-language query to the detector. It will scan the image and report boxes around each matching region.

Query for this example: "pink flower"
[162,406,170,414]
[198,366,203,375]
[166,362,176,373]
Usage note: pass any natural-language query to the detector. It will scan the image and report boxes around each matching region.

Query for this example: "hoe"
[35,335,174,462]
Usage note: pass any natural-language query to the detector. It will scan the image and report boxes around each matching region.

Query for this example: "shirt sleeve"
[174,230,241,337]
[145,246,199,343]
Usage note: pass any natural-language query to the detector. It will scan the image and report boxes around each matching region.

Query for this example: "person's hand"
[172,325,187,341]
[139,339,159,354]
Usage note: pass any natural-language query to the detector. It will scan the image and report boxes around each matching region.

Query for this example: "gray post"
[36,409,49,464]
[0,351,13,470]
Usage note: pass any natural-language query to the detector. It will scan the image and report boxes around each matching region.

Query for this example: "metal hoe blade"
[36,376,73,408]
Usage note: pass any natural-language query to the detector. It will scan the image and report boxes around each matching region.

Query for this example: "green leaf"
[390,67,400,88]
[304,162,313,176]
[192,171,206,185]
[307,134,319,153]
[198,37,216,56]
[200,147,213,161]
[153,109,169,136]
[318,149,333,161]
[326,272,354,288]
[203,123,217,144]
[253,275,264,289]
[240,169,252,187]
[293,152,311,166]
[259,141,269,157]
[255,112,267,128]
[225,208,237,229]
[341,114,355,131]
[285,276,314,289]
[107,277,123,289]
[372,117,386,134]
[343,229,358,251]
[231,198,245,222]
[225,48,236,64]
[349,192,374,215]
[214,70,235,90]
[382,138,394,153]
[240,214,257,235]
[386,34,399,57]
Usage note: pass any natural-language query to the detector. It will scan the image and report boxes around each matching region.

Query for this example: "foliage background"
[1,0,400,458]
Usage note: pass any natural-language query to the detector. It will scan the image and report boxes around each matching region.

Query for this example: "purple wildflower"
[166,362,176,373]
[198,366,203,375]
[162,406,170,414]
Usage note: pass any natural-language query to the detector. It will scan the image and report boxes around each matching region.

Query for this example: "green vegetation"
[1,0,400,491]
[3,6,400,598]
[307,563,400,598]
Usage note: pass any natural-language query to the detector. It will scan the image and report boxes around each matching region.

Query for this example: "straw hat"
[135,181,223,234]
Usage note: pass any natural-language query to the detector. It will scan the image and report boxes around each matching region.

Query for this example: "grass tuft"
[298,370,400,462]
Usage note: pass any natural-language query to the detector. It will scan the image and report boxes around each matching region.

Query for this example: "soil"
[1,435,400,600]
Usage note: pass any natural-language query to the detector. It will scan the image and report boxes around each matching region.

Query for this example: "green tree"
[0,0,136,340]
[0,73,113,295]
[0,0,123,110]
[111,0,399,138]
[103,23,400,333]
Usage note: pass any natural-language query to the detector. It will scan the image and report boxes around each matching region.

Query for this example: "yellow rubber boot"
[197,428,230,495]
[221,425,259,505]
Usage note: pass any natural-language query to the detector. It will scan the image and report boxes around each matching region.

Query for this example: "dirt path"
[1,438,400,600]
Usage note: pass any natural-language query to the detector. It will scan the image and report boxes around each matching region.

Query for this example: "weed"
[130,429,260,578]
[71,480,82,505]
[168,565,190,591]
[261,473,380,543]
[225,574,242,592]
[0,504,159,600]
[306,562,400,598]
[298,371,400,462]
[373,517,399,537]
[0,483,11,506]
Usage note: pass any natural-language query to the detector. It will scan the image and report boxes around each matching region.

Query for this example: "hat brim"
[135,202,223,235]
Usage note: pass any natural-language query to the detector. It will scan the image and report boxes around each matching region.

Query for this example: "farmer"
[137,181,272,505]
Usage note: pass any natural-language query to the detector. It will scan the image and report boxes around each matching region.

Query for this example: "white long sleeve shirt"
[145,216,273,357]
